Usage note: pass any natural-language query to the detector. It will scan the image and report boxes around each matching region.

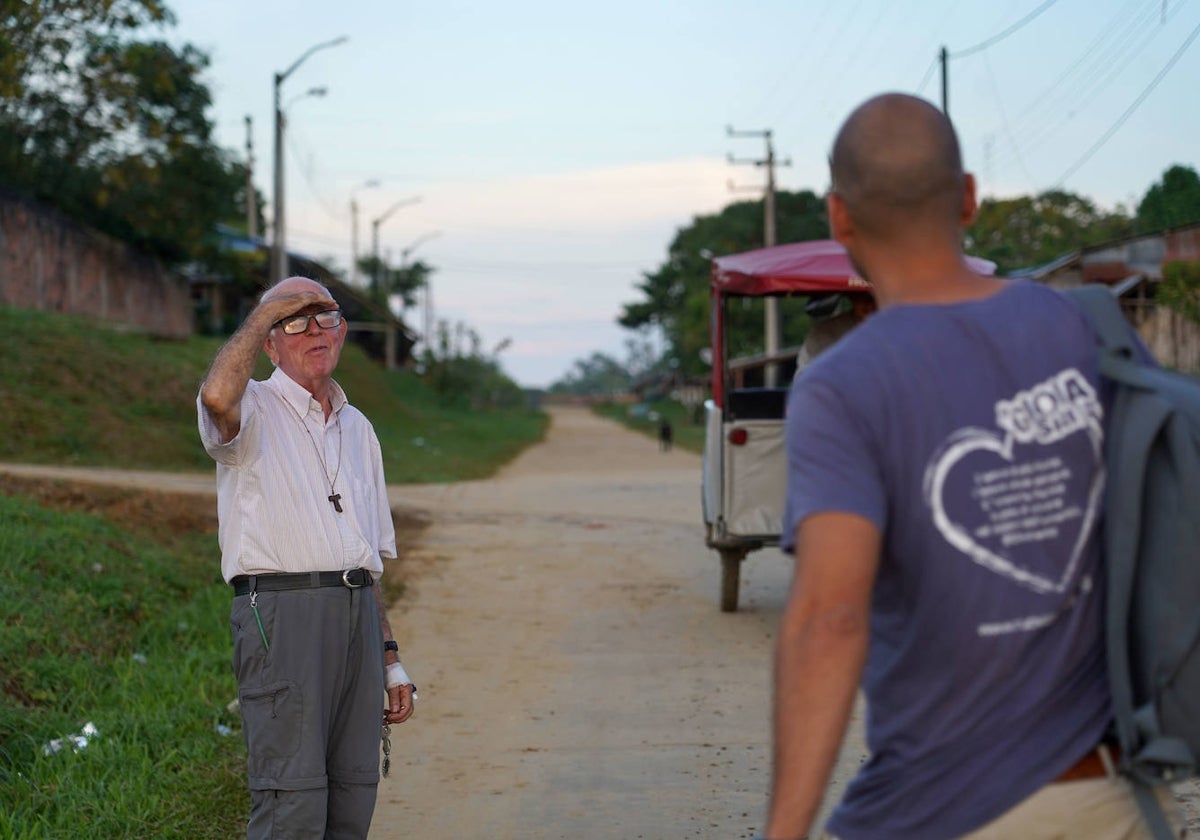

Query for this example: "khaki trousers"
[821,776,1185,840]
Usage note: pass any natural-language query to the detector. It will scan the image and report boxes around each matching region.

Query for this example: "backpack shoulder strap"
[1065,285,1135,359]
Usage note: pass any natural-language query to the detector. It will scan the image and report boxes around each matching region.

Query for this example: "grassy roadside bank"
[591,399,705,454]
[0,478,244,838]
[0,306,540,836]
[0,475,429,838]
[0,307,547,483]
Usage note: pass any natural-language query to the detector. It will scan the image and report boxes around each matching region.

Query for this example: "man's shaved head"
[829,94,965,238]
[262,275,333,303]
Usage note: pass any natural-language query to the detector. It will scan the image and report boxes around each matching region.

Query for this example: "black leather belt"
[231,568,373,596]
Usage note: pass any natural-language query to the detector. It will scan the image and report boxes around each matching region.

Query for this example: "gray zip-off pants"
[231,583,385,840]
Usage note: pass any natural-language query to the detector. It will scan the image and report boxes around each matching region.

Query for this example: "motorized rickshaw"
[701,239,873,611]
[701,239,993,611]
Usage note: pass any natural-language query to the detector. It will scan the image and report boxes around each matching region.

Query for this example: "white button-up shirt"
[198,367,397,583]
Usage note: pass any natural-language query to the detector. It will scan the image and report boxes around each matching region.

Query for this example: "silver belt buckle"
[342,568,366,589]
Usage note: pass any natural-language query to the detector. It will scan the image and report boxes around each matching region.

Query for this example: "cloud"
[288,156,741,387]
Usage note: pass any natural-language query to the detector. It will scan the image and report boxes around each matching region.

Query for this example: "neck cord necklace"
[283,391,345,512]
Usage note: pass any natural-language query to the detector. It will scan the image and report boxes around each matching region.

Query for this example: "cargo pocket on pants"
[240,679,303,781]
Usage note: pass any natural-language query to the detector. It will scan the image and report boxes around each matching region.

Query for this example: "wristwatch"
[383,640,399,653]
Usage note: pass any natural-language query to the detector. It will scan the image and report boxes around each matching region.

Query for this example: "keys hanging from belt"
[381,721,392,778]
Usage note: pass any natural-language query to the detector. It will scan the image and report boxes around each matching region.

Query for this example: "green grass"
[0,305,546,837]
[592,399,706,454]
[0,307,547,482]
[0,485,246,839]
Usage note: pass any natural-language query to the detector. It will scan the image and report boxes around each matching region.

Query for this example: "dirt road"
[371,405,813,839]
[3,404,1194,838]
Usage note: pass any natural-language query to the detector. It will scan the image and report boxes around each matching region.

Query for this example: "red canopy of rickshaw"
[712,240,869,296]
[711,239,995,295]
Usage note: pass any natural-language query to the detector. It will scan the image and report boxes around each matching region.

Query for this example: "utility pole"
[270,36,347,285]
[349,179,380,288]
[423,281,433,358]
[940,45,950,115]
[727,125,791,387]
[244,116,257,238]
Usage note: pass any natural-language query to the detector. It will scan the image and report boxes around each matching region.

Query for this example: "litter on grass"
[42,722,99,756]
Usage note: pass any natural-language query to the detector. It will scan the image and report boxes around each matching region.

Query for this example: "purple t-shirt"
[783,281,1112,839]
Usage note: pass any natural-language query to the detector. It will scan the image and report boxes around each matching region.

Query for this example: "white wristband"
[385,662,412,689]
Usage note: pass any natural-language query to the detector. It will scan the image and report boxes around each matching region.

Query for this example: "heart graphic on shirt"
[923,426,1103,595]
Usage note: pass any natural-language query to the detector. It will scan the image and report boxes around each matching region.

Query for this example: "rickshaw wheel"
[719,548,747,612]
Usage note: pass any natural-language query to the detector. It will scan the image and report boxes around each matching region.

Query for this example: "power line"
[981,50,1037,189]
[741,2,837,121]
[1055,17,1200,187]
[951,0,1062,58]
[285,126,344,223]
[915,54,940,96]
[1006,0,1148,129]
[990,0,1180,173]
[771,0,867,127]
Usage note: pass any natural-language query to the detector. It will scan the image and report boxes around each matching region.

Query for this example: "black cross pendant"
[329,493,343,513]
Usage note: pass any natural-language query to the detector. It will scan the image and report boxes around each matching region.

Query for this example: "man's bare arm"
[765,512,880,839]
[199,288,333,443]
[374,580,415,725]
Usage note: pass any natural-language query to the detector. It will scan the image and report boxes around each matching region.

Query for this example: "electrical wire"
[989,0,1182,174]
[951,0,1062,58]
[1054,17,1200,187]
[771,0,867,127]
[284,122,345,223]
[1005,0,1148,129]
[740,2,837,122]
[915,54,940,96]
[981,50,1037,189]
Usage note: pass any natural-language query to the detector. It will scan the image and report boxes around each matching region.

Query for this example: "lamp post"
[400,231,442,334]
[271,36,348,285]
[370,196,422,296]
[402,231,443,351]
[400,230,442,267]
[350,179,381,288]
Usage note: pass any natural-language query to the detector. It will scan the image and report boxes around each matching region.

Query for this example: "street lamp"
[271,36,348,285]
[404,231,444,351]
[349,179,381,288]
[283,86,327,111]
[400,230,442,266]
[370,196,422,295]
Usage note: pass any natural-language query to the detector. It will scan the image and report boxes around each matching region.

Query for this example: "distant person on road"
[765,93,1182,839]
[197,276,416,840]
[792,292,875,380]
[658,417,674,452]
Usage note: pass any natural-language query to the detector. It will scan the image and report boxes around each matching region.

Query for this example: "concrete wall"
[0,193,191,338]
[1135,304,1200,375]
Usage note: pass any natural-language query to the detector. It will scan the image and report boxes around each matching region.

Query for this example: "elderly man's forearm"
[201,309,275,415]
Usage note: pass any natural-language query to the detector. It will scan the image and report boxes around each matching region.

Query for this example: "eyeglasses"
[273,309,343,335]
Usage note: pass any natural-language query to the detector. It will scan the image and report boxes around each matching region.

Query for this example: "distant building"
[187,225,419,369]
[1012,222,1200,372]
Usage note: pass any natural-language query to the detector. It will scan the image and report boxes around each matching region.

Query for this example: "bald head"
[829,94,965,238]
[262,275,332,303]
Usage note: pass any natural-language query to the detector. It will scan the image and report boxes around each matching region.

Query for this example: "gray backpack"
[1070,284,1200,839]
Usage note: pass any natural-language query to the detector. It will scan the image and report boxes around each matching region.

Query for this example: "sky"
[164,0,1200,387]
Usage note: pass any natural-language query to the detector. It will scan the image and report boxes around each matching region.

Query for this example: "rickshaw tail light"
[728,428,748,446]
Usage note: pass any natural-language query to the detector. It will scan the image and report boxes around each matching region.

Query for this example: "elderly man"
[764,94,1181,839]
[198,276,415,840]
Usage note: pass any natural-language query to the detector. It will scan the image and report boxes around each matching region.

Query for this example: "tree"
[421,320,524,409]
[357,255,431,310]
[1158,260,1200,328]
[1137,165,1200,233]
[619,190,828,377]
[548,352,630,396]
[966,190,1133,275]
[0,0,247,261]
